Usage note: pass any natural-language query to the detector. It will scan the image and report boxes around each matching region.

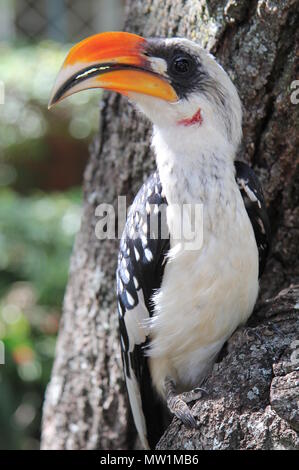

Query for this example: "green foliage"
[0,41,95,450]
[0,189,82,449]
[0,188,81,301]
[0,42,100,190]
[0,40,100,145]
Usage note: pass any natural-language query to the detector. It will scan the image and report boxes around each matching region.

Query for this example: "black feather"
[235,161,271,277]
[117,171,170,448]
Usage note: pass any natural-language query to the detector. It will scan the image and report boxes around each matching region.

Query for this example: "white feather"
[124,289,151,448]
[147,125,259,395]
[126,373,149,449]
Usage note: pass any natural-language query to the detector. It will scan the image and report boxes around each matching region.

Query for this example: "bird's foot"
[164,377,206,429]
[242,326,262,343]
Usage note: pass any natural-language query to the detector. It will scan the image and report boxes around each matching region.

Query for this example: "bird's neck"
[152,125,237,207]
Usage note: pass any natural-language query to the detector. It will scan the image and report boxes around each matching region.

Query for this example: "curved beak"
[48,31,178,109]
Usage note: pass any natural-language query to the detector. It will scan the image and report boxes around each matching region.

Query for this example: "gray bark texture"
[41,0,299,450]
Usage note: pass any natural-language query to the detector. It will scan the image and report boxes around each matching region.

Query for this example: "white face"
[129,38,242,154]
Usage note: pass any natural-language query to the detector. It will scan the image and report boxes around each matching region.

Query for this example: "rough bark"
[41,0,299,450]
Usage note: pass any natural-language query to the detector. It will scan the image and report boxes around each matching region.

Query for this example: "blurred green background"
[0,0,123,449]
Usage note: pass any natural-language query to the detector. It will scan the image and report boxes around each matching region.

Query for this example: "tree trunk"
[41,0,299,450]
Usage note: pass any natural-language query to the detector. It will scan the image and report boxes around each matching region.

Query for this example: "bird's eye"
[170,56,194,76]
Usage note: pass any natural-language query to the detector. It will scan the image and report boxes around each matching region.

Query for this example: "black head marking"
[145,38,207,99]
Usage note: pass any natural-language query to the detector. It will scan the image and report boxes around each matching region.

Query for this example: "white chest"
[148,149,259,395]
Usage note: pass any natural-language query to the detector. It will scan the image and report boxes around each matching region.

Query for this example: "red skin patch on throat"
[178,108,203,127]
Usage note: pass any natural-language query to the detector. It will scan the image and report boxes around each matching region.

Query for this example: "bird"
[49,31,271,450]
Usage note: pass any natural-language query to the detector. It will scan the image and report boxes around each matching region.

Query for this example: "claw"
[164,377,203,429]
[167,393,198,428]
[183,387,207,403]
[176,404,198,429]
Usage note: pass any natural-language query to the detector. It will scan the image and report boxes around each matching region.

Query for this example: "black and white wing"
[117,171,170,449]
[118,162,270,448]
[235,160,271,277]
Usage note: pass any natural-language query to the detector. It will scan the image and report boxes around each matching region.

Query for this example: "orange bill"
[48,31,178,108]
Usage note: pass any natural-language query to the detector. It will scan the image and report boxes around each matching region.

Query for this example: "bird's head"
[49,32,242,155]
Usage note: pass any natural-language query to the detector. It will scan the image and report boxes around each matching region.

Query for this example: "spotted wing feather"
[117,171,169,449]
[235,160,271,277]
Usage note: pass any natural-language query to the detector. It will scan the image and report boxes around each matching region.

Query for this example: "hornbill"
[49,32,271,449]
